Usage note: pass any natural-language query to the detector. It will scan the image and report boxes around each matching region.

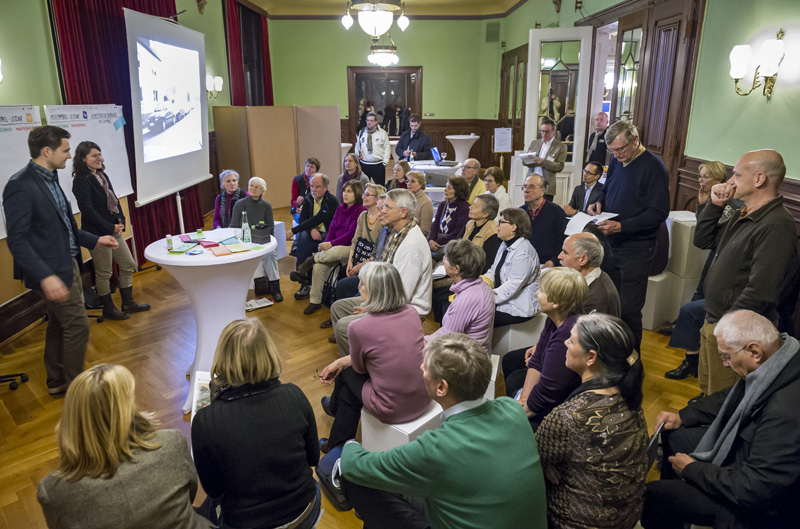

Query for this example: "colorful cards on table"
[210,245,232,257]
[169,243,198,254]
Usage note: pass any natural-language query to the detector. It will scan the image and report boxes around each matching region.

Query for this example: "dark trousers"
[360,162,386,187]
[295,230,321,270]
[336,275,361,300]
[502,347,528,397]
[342,477,430,529]
[611,238,656,351]
[328,367,370,447]
[41,260,90,388]
[493,310,532,328]
[641,424,715,528]
[668,298,706,351]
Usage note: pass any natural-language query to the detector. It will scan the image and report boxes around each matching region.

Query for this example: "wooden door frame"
[346,66,423,141]
[499,44,529,176]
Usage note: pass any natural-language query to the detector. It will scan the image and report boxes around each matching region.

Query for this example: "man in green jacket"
[340,333,547,529]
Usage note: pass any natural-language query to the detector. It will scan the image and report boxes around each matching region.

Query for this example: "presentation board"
[124,8,210,206]
[0,105,42,239]
[44,104,134,214]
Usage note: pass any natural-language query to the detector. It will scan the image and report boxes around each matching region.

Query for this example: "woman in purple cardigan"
[502,267,588,431]
[426,239,495,353]
[290,180,366,309]
[317,261,431,453]
[213,170,246,229]
[428,176,471,261]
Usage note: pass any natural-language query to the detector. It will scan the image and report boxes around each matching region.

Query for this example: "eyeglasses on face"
[608,143,631,154]
[718,345,747,363]
[582,169,601,176]
[522,185,543,191]
[498,219,512,225]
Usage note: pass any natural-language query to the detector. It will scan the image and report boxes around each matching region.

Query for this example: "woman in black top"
[72,141,149,319]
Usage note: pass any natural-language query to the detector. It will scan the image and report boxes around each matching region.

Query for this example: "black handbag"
[321,264,342,308]
[352,237,375,266]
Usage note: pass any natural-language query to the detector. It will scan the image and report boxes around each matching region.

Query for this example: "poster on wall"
[44,104,134,215]
[0,105,42,239]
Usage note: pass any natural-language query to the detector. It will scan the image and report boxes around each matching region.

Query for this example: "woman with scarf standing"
[336,153,369,202]
[213,169,246,229]
[354,112,391,187]
[72,141,149,320]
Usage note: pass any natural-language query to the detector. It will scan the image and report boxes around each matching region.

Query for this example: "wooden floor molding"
[0,207,699,528]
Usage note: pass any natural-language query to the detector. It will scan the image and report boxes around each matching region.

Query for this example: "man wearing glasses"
[521,174,567,269]
[460,158,486,205]
[587,120,669,351]
[563,161,604,216]
[642,310,800,529]
[523,118,566,200]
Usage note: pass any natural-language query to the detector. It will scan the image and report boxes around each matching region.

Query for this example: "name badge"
[547,155,555,161]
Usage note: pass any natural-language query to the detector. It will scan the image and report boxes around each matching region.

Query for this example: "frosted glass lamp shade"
[358,9,393,38]
[213,76,223,91]
[397,13,409,31]
[758,38,785,76]
[729,45,751,79]
[342,12,354,30]
[206,74,215,92]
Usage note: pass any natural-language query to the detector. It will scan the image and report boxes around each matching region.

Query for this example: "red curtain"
[224,0,247,106]
[260,15,274,106]
[50,0,206,264]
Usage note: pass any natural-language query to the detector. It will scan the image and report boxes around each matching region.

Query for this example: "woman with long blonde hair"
[37,364,212,528]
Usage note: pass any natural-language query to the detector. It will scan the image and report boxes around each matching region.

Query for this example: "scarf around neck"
[379,219,418,264]
[220,188,245,228]
[94,171,120,215]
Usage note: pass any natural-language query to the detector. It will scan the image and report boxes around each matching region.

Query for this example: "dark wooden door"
[498,44,528,176]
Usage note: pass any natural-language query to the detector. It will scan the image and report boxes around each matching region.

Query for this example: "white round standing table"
[144,228,276,413]
[445,134,480,164]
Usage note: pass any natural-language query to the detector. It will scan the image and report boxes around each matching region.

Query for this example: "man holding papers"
[522,118,566,199]
[588,120,669,351]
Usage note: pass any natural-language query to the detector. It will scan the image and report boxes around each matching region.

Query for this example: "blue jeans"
[668,298,705,351]
[295,230,320,269]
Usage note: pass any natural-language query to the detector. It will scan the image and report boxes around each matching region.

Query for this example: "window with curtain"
[238,3,264,106]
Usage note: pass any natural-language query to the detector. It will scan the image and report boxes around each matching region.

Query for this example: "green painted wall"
[0,0,61,108]
[685,0,800,177]
[503,0,559,51]
[176,0,230,130]
[269,18,503,120]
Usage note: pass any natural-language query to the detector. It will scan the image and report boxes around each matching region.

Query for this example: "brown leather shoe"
[319,318,333,329]
[304,303,322,315]
[328,334,337,344]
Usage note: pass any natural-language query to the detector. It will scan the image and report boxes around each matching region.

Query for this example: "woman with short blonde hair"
[407,170,434,237]
[192,318,321,529]
[318,262,431,453]
[38,364,213,528]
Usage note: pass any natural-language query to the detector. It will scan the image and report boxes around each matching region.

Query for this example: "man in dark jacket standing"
[642,310,800,529]
[693,149,798,397]
[394,114,432,161]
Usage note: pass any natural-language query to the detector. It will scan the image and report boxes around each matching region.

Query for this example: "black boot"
[101,294,130,320]
[254,277,270,297]
[120,286,151,313]
[665,357,698,379]
[269,280,283,303]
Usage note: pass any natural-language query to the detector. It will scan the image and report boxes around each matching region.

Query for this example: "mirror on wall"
[614,28,642,122]
[538,40,580,161]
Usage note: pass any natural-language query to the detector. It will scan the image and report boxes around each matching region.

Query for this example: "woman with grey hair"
[536,313,647,529]
[317,261,431,453]
[213,169,245,229]
[230,177,282,302]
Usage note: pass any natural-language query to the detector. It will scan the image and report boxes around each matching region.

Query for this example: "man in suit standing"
[4,126,118,395]
[395,114,432,161]
[563,161,604,216]
[523,118,566,200]
[586,112,609,164]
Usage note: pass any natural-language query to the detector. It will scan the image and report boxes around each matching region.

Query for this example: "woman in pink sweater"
[317,262,431,453]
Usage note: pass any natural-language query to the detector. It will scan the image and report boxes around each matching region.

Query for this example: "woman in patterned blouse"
[535,313,649,529]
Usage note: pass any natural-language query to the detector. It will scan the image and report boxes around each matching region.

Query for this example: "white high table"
[144,228,276,413]
[445,134,480,163]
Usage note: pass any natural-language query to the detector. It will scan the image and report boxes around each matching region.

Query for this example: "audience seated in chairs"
[336,153,369,203]
[558,232,621,317]
[340,333,548,529]
[642,310,800,529]
[425,239,495,354]
[536,313,648,529]
[213,169,245,229]
[37,364,214,529]
[482,166,511,221]
[291,157,320,221]
[286,173,339,276]
[192,318,321,529]
[503,267,587,430]
[290,179,366,310]
[428,176,471,261]
[318,262,431,454]
[388,160,410,190]
[406,170,433,238]
[485,208,541,328]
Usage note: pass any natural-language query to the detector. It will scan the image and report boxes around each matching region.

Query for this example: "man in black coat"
[563,161,604,216]
[3,126,118,395]
[586,111,609,164]
[642,310,800,529]
[394,114,432,161]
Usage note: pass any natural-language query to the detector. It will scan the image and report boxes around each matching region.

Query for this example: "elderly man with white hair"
[557,232,620,317]
[230,176,282,301]
[642,309,800,529]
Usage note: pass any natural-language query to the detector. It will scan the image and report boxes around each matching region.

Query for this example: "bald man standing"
[693,149,799,397]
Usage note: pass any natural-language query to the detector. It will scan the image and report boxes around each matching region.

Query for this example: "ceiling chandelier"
[341,1,409,38]
[367,34,400,67]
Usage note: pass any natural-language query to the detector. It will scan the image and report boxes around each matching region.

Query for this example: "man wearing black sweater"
[520,173,567,268]
[588,120,669,351]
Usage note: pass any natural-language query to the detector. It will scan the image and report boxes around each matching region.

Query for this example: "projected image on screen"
[137,39,202,163]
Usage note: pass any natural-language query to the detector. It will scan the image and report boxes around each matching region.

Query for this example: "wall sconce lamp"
[206,74,223,99]
[0,57,4,84]
[729,29,786,101]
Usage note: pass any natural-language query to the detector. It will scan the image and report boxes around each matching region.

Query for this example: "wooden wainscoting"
[341,119,503,169]
[677,156,800,234]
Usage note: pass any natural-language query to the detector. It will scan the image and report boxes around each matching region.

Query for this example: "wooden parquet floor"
[0,206,699,528]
